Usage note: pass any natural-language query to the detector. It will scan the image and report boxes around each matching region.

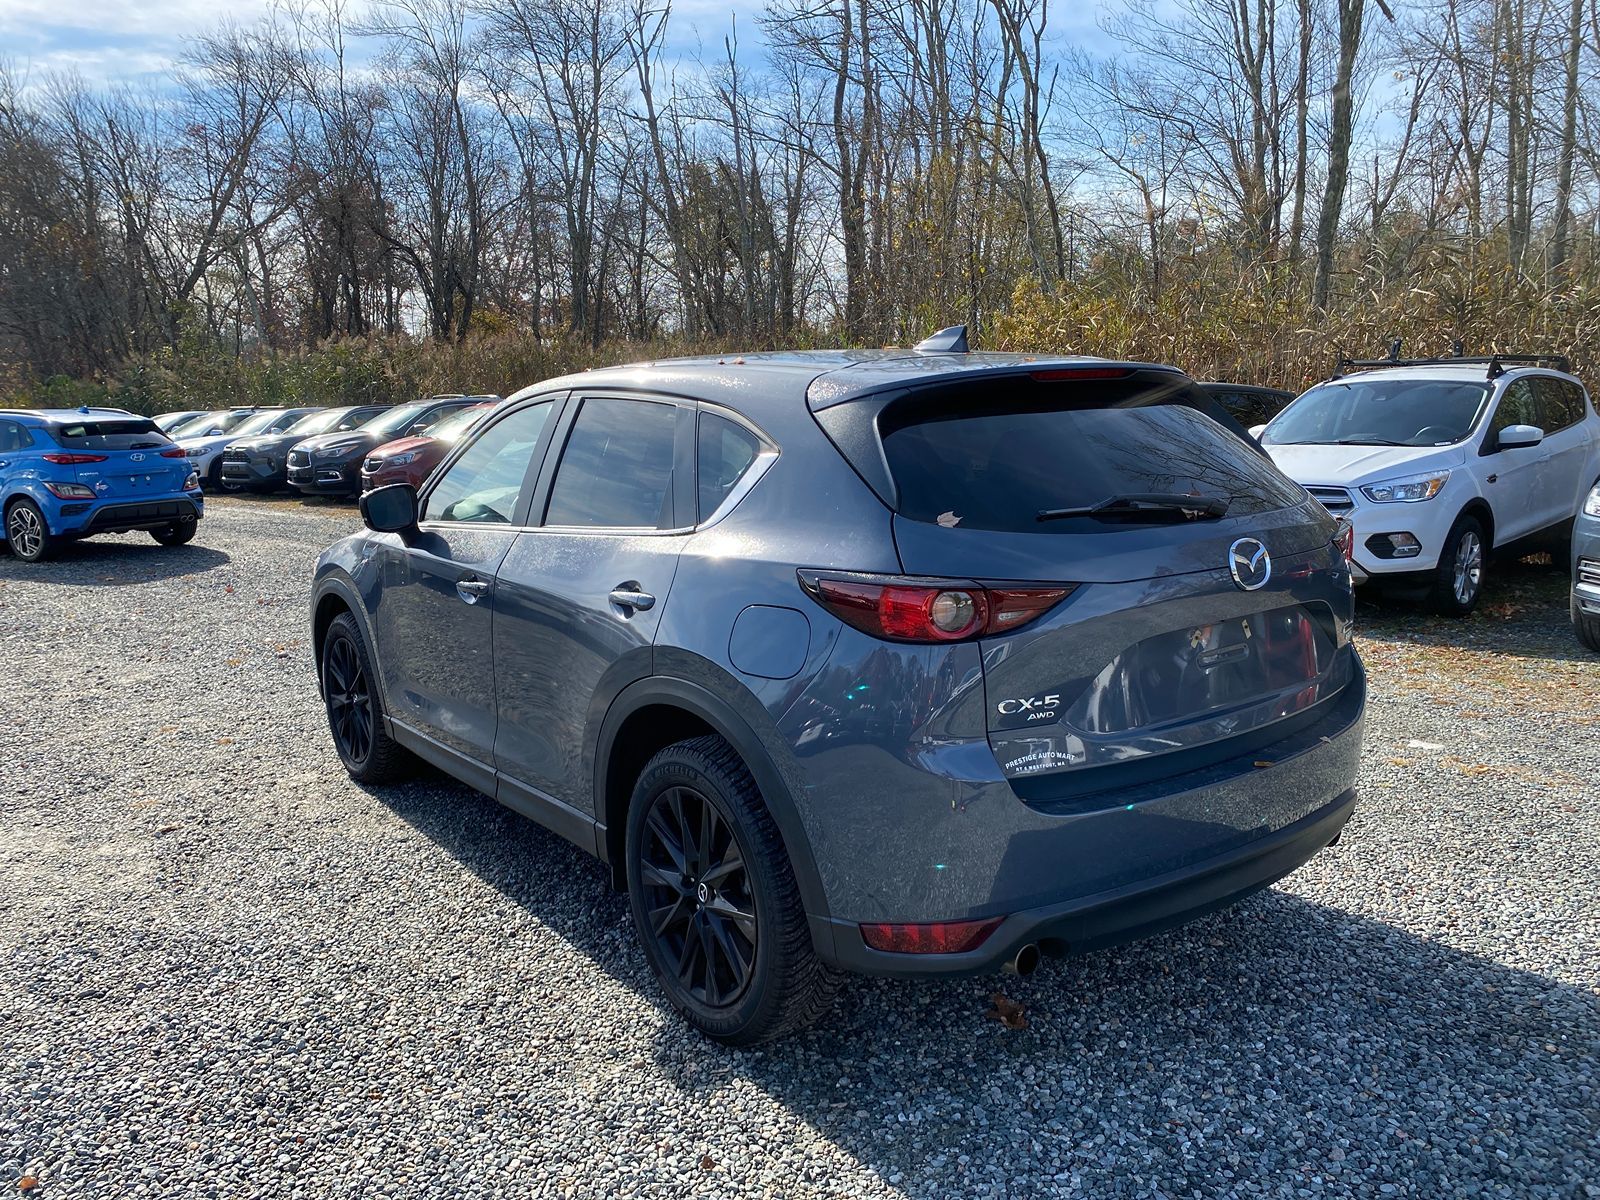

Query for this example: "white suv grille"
[1306,486,1355,515]
[1579,559,1600,589]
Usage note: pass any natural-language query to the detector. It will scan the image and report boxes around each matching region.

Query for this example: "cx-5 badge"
[1228,537,1272,591]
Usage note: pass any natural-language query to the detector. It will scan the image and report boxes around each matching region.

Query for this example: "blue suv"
[311,336,1366,1044]
[1,408,202,562]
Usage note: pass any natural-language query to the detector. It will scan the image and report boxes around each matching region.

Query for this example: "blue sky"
[0,0,1110,87]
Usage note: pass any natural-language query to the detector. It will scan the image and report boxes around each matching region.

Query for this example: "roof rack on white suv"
[1333,340,1572,381]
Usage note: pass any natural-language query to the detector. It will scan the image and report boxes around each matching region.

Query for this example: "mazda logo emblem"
[1228,537,1272,591]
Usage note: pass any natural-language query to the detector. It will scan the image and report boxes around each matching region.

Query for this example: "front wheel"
[1429,515,1486,616]
[625,736,840,1046]
[1575,595,1600,653]
[320,612,410,783]
[5,498,54,562]
[151,518,197,546]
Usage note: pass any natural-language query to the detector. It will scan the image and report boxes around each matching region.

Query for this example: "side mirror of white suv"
[1248,423,1268,440]
[1496,424,1545,451]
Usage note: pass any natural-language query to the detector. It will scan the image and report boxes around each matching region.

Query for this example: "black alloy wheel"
[320,612,410,783]
[637,784,760,1008]
[323,630,374,767]
[625,736,840,1045]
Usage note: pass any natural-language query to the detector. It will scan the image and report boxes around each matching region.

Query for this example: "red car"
[360,401,495,492]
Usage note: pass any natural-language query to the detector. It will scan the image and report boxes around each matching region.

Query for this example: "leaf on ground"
[987,991,1027,1030]
[1252,760,1273,768]
[17,1177,38,1192]
[224,585,234,593]
[699,1154,715,1170]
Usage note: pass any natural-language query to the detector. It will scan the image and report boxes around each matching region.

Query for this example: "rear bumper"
[59,495,202,536]
[815,786,1356,976]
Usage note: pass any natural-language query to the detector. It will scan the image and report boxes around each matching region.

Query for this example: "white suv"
[1256,354,1599,615]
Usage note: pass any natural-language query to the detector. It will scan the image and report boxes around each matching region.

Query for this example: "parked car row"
[147,395,497,497]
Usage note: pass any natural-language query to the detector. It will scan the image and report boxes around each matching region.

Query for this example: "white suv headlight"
[1360,470,1451,503]
[1584,482,1600,518]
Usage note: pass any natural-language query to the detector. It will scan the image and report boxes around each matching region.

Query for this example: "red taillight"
[40,452,108,464]
[860,917,1004,954]
[160,447,188,458]
[1334,518,1355,564]
[799,572,1072,642]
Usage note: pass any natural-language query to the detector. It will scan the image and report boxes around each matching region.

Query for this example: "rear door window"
[0,420,31,452]
[882,399,1305,534]
[51,419,169,450]
[544,398,681,529]
[1531,377,1584,432]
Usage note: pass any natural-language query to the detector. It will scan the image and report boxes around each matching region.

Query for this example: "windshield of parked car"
[284,408,351,437]
[229,410,292,438]
[360,403,432,438]
[1265,378,1491,447]
[426,404,490,443]
[172,410,250,438]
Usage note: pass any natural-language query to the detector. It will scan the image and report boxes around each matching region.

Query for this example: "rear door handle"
[609,586,656,612]
[456,576,492,605]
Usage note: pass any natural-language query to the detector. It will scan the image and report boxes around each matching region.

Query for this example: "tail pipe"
[1004,942,1041,976]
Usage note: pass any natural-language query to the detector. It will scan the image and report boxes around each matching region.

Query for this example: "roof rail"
[1332,340,1571,381]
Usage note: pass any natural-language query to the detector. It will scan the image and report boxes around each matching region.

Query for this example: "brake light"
[160,447,187,459]
[1028,367,1134,382]
[40,452,108,464]
[1334,518,1355,565]
[799,572,1072,642]
[860,917,1003,954]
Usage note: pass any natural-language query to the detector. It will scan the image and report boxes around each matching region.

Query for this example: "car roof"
[0,407,150,425]
[522,350,1189,415]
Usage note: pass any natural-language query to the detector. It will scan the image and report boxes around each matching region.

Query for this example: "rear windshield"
[52,419,169,450]
[880,386,1305,534]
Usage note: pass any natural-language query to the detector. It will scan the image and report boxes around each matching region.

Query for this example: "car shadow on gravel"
[372,776,1598,1195]
[0,539,229,582]
[1357,555,1591,665]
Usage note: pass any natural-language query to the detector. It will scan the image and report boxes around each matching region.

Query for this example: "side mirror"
[1496,424,1544,451]
[360,483,418,534]
[205,427,224,436]
[1248,423,1268,440]
[409,422,432,436]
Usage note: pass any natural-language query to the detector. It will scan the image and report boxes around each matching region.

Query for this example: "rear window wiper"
[1037,493,1230,523]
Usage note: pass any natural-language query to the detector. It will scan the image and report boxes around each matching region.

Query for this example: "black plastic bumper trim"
[817,786,1358,977]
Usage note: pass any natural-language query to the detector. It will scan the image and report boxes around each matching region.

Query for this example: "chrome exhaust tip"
[1005,943,1041,976]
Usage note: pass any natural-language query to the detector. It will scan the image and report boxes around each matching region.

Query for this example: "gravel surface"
[2,498,1597,1199]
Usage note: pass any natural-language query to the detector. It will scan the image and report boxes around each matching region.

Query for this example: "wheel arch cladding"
[1460,498,1495,548]
[594,677,831,922]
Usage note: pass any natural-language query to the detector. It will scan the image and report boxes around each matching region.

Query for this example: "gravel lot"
[2,498,1597,1199]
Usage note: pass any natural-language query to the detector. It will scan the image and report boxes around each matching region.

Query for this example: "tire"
[151,518,197,546]
[625,735,840,1046]
[320,611,411,784]
[5,498,54,563]
[1428,514,1487,616]
[1575,595,1600,653]
[207,460,225,491]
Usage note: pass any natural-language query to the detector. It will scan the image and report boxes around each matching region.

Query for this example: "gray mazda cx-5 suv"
[310,332,1366,1044]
